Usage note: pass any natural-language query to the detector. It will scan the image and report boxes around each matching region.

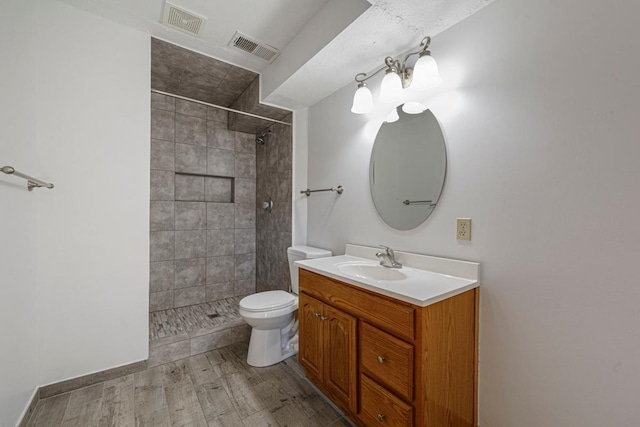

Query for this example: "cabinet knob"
[314,312,320,318]
[377,413,385,422]
[377,355,385,364]
[321,316,328,321]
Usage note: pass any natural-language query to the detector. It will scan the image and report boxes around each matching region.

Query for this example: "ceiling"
[58,0,495,110]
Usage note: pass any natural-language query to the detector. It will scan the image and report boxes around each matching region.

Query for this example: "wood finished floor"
[27,342,352,427]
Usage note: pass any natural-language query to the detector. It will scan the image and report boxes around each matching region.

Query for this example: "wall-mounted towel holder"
[1,166,54,191]
[300,185,343,197]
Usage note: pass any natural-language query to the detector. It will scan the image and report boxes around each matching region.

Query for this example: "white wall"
[304,0,640,425]
[0,0,39,425]
[35,0,150,386]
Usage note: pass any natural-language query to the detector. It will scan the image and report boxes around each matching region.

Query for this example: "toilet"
[239,245,332,367]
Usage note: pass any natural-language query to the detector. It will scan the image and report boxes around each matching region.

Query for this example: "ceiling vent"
[228,32,280,63]
[162,2,207,37]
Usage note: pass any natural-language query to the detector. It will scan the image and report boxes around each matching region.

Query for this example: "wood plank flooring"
[27,342,353,427]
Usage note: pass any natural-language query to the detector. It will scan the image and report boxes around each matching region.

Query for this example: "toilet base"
[246,328,298,367]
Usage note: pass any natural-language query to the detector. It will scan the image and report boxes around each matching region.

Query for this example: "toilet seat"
[240,290,296,313]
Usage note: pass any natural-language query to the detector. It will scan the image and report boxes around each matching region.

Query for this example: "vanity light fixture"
[350,36,441,114]
[385,107,399,123]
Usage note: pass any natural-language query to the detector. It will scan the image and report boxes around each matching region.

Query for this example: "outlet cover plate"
[457,218,471,241]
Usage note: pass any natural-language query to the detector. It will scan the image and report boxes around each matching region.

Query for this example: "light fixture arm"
[354,36,432,86]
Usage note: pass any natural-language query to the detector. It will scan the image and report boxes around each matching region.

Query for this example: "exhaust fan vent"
[228,32,280,63]
[163,2,207,37]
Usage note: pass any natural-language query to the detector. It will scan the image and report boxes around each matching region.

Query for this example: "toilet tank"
[287,245,332,294]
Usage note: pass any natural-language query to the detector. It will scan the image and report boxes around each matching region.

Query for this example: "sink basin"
[337,262,407,281]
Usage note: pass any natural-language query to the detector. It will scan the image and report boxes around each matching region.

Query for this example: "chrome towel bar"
[301,185,343,196]
[1,166,55,191]
[402,199,433,205]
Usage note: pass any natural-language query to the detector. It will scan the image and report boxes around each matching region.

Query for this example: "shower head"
[256,129,272,145]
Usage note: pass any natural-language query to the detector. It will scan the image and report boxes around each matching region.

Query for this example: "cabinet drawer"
[360,322,413,401]
[360,374,413,427]
[299,269,415,341]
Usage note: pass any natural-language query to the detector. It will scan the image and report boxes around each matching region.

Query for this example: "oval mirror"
[369,107,447,230]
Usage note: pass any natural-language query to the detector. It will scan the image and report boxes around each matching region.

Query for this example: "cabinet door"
[323,304,358,414]
[299,293,324,380]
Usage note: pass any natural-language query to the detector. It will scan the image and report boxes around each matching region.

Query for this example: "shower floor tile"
[149,296,244,342]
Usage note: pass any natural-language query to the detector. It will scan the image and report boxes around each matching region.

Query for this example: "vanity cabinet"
[299,293,358,413]
[298,269,478,427]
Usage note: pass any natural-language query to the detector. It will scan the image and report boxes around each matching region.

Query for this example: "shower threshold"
[148,296,249,367]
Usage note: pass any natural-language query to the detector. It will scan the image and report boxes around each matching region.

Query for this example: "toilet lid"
[240,290,296,312]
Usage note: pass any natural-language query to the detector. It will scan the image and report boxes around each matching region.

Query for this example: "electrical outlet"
[457,218,471,241]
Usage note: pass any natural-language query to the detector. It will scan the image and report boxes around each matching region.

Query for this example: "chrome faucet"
[376,245,402,269]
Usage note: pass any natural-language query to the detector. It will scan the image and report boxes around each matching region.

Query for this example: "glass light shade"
[402,101,427,114]
[411,54,442,90]
[379,71,405,103]
[385,107,399,123]
[351,85,374,114]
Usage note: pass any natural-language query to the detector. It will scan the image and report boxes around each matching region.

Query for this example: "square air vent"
[162,2,207,37]
[228,32,280,63]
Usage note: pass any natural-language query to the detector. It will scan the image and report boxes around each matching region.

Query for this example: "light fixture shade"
[351,85,374,114]
[379,71,405,103]
[402,101,427,114]
[411,54,442,90]
[385,107,399,123]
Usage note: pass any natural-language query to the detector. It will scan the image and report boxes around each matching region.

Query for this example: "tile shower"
[147,40,293,365]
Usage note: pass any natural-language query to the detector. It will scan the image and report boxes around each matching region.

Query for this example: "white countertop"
[296,252,479,307]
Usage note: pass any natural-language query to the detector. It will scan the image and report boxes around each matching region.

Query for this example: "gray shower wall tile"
[207,229,235,257]
[150,231,175,261]
[175,113,207,146]
[175,143,207,174]
[151,139,175,171]
[235,229,256,254]
[150,201,174,231]
[151,93,175,111]
[175,99,207,118]
[175,258,206,288]
[235,203,256,229]
[151,108,174,141]
[275,171,292,202]
[175,201,206,230]
[207,106,227,124]
[235,178,256,203]
[175,230,206,259]
[235,152,256,178]
[206,281,234,301]
[207,148,235,177]
[204,177,232,202]
[175,174,204,201]
[206,256,235,283]
[235,277,256,296]
[150,290,174,312]
[150,170,174,201]
[207,126,235,150]
[150,260,174,292]
[175,286,206,307]
[206,203,235,229]
[235,253,255,280]
[235,132,256,154]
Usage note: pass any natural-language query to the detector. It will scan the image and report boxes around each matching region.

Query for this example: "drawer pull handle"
[377,414,385,422]
[314,312,320,318]
[377,355,385,364]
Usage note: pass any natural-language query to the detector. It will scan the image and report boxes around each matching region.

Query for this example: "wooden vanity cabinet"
[298,269,479,427]
[299,292,358,413]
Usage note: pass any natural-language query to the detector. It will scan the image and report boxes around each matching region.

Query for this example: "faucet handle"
[378,245,394,256]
